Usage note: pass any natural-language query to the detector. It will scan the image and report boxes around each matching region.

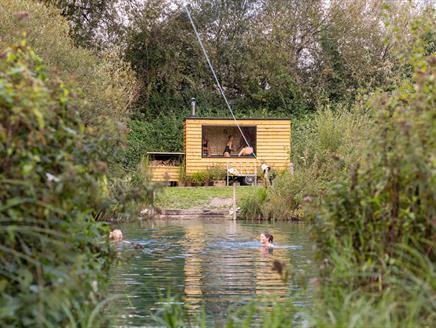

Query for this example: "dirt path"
[206,197,233,209]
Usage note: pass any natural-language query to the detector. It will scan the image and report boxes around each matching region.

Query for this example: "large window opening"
[201,126,256,158]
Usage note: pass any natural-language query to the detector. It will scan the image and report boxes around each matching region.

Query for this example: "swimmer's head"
[260,232,273,246]
[109,229,123,241]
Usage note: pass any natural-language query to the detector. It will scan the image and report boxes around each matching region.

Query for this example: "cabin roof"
[184,117,290,121]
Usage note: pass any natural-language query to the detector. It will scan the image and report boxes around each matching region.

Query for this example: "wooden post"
[264,168,271,188]
[254,162,257,186]
[232,182,237,220]
[226,162,229,186]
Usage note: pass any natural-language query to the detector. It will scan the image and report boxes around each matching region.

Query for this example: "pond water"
[107,219,315,327]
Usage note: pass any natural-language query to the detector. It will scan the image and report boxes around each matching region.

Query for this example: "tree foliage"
[119,0,429,166]
[1,0,137,144]
[41,0,121,48]
[124,0,414,113]
[0,41,111,327]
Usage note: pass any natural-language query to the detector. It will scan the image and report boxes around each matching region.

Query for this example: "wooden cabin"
[148,117,291,185]
[185,117,291,176]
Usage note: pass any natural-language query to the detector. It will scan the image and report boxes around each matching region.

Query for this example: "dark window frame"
[201,125,257,158]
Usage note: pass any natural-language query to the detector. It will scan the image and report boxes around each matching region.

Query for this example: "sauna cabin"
[148,117,291,185]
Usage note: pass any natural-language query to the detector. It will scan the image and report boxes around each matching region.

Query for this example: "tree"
[1,0,137,140]
[41,0,121,48]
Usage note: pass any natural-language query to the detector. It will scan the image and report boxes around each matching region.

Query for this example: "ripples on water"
[108,219,315,327]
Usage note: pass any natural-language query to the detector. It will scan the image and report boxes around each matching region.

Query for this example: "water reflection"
[108,219,315,327]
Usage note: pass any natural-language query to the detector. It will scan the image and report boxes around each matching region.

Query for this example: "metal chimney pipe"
[191,97,196,117]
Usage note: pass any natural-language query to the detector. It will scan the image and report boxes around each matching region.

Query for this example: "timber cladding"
[149,166,180,182]
[184,118,291,176]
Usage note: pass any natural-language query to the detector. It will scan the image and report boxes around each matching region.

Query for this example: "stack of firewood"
[150,159,179,166]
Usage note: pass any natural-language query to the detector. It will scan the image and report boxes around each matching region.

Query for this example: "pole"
[191,97,196,116]
[232,182,237,220]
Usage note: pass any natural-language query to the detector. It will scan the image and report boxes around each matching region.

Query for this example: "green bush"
[240,106,372,221]
[239,188,268,220]
[207,166,227,181]
[123,115,184,168]
[291,105,371,170]
[313,53,436,326]
[261,172,310,220]
[0,42,111,326]
[108,157,155,220]
[0,0,156,221]
[317,53,436,274]
[190,171,209,186]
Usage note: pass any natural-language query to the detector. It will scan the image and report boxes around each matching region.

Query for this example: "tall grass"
[238,28,435,328]
[239,187,268,219]
[240,106,372,221]
[310,50,436,326]
[309,243,436,327]
[150,295,298,328]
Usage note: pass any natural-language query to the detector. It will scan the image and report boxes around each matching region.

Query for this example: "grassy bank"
[155,186,259,209]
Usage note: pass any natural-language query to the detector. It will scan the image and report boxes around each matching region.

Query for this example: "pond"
[107,219,315,327]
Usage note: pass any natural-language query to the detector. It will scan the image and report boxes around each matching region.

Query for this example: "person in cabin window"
[238,142,254,157]
[202,138,210,157]
[223,135,234,157]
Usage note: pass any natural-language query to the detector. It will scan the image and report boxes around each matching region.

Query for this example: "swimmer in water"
[260,232,273,247]
[109,229,123,241]
[109,228,145,250]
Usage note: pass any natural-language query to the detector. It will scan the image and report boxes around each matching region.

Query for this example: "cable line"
[184,4,256,157]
